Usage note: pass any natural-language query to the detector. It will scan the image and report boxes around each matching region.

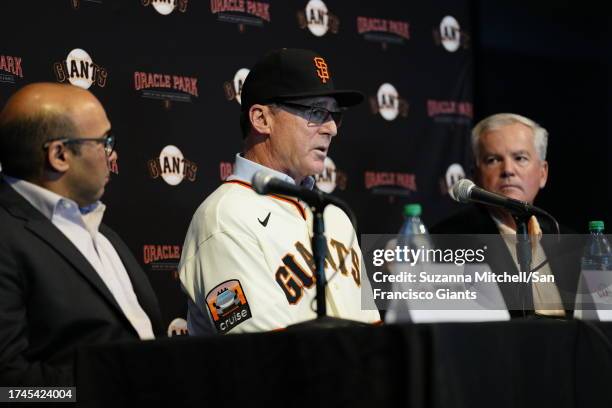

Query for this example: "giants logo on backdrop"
[141,0,188,15]
[369,83,409,121]
[219,161,234,180]
[433,15,470,52]
[0,55,24,85]
[167,318,188,337]
[427,99,473,124]
[108,157,119,175]
[356,16,410,50]
[70,0,104,9]
[148,145,198,186]
[365,171,417,201]
[223,68,249,105]
[143,244,182,278]
[134,71,199,108]
[296,0,339,37]
[440,163,465,196]
[314,157,347,193]
[210,0,271,33]
[54,48,108,89]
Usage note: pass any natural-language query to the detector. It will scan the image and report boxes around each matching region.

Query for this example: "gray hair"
[240,103,280,139]
[471,113,548,162]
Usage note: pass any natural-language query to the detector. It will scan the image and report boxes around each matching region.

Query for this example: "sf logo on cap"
[313,57,330,84]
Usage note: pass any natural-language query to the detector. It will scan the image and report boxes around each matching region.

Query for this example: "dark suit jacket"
[0,179,164,386]
[430,205,581,317]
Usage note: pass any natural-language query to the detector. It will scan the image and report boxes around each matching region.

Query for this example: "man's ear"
[249,104,273,136]
[539,160,548,189]
[45,141,70,173]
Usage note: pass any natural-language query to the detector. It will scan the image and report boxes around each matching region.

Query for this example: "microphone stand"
[514,214,533,317]
[313,210,327,318]
[287,198,369,331]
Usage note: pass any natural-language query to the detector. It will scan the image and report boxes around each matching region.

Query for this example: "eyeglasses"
[43,133,116,156]
[277,102,344,128]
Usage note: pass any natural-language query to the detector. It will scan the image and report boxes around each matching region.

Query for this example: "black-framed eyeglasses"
[277,102,344,128]
[43,133,116,156]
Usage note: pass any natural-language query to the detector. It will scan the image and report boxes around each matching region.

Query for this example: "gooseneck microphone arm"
[514,213,534,317]
[312,211,327,318]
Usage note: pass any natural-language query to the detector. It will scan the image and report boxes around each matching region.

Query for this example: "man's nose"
[320,118,338,139]
[500,159,515,178]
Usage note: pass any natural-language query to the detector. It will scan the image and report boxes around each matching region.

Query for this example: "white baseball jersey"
[179,160,380,334]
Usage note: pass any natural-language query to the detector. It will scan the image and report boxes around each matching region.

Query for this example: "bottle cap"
[404,203,422,217]
[589,221,605,231]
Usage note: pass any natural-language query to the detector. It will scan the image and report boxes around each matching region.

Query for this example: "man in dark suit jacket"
[431,204,581,317]
[0,83,163,386]
[431,113,581,318]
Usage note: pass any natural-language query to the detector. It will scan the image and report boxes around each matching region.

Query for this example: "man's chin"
[306,158,326,175]
[309,165,325,177]
[497,191,528,203]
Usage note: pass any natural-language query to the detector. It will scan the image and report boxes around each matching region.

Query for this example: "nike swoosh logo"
[258,212,271,227]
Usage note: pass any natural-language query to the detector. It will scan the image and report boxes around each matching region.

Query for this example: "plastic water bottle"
[581,220,612,271]
[397,203,432,252]
[385,204,432,323]
[574,221,612,320]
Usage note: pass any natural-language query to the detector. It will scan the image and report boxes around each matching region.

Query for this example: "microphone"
[251,171,359,231]
[450,178,547,217]
[252,171,339,208]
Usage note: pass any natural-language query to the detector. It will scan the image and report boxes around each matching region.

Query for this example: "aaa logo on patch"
[206,279,252,333]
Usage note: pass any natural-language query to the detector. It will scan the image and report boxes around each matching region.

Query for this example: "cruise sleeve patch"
[205,279,252,334]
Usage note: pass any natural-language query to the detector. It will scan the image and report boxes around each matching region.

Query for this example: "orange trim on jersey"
[270,327,287,332]
[270,195,307,221]
[223,179,307,220]
[372,320,384,326]
[223,179,254,189]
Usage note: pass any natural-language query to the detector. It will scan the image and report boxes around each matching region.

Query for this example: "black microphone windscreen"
[252,171,272,195]
[450,179,475,203]
[450,178,475,203]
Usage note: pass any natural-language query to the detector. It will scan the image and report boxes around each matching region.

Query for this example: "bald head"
[0,82,103,127]
[0,82,108,180]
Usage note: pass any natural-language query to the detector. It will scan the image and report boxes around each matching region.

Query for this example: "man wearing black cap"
[179,48,380,335]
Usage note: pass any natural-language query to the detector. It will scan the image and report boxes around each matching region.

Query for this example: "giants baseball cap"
[240,48,364,111]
